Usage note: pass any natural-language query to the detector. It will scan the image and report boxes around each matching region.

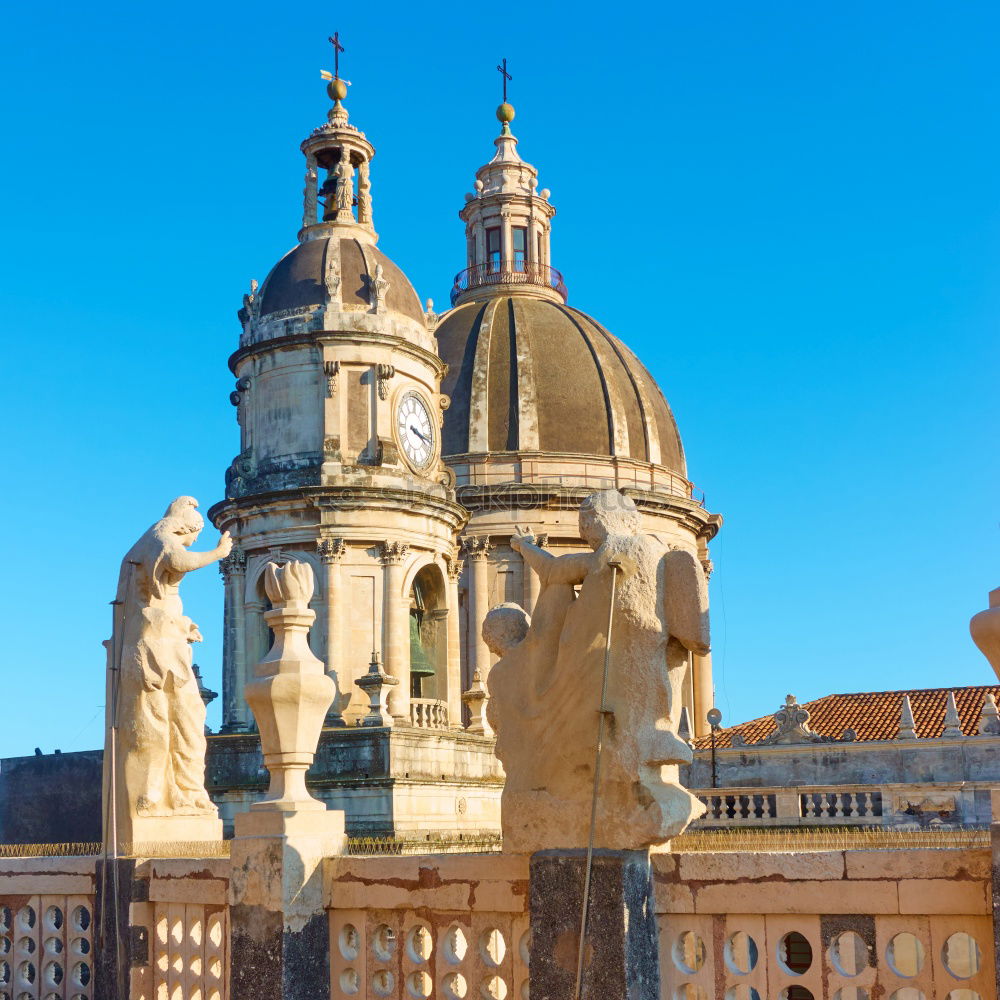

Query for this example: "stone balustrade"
[409,698,449,730]
[690,782,997,828]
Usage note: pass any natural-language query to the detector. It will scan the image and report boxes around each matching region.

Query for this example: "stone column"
[241,600,263,730]
[219,547,248,733]
[475,223,486,268]
[231,559,346,999]
[379,541,410,723]
[445,552,464,728]
[521,533,547,616]
[501,211,512,268]
[693,652,714,739]
[530,850,660,1000]
[317,536,347,725]
[462,536,492,681]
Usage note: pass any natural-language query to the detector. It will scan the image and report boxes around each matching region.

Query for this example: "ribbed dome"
[437,297,686,473]
[258,237,424,324]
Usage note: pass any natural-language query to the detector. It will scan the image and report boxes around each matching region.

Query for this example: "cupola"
[452,92,564,307]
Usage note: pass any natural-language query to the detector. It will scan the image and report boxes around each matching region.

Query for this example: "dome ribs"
[467,298,501,453]
[439,302,488,456]
[509,298,540,451]
[556,306,616,457]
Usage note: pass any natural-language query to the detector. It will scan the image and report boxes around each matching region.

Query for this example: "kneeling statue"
[484,490,709,853]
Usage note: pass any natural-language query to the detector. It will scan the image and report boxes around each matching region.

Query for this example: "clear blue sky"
[0,2,997,756]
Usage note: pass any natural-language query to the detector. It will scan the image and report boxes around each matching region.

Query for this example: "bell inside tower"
[408,566,446,699]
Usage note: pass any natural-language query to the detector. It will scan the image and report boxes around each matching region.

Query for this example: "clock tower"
[209,69,469,760]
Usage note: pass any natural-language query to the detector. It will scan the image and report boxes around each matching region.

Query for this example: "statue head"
[579,490,641,549]
[482,602,531,658]
[162,496,203,547]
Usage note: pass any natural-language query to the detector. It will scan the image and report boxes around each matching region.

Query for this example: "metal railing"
[450,261,568,305]
[453,465,703,505]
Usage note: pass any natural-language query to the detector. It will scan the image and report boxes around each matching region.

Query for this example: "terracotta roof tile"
[693,684,1000,749]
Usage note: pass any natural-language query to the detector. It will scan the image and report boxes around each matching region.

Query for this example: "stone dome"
[436,296,686,473]
[258,236,425,324]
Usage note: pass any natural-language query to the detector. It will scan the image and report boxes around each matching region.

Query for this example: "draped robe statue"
[485,490,710,853]
[104,497,229,847]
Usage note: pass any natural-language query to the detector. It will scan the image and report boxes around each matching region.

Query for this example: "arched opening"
[409,564,447,701]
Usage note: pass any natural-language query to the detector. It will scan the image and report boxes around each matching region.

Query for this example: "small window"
[486,227,501,271]
[513,227,527,270]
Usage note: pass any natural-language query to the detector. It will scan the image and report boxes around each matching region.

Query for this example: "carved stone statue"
[369,263,389,314]
[487,490,710,853]
[104,497,230,848]
[971,585,1000,679]
[335,155,354,217]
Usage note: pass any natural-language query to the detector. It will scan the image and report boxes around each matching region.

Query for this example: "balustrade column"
[379,542,410,724]
[446,552,464,728]
[521,533,547,615]
[219,547,248,732]
[462,536,492,681]
[317,536,347,724]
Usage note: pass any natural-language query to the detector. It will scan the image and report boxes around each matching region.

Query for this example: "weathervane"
[496,58,512,104]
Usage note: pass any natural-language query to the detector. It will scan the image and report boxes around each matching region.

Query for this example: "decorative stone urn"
[245,560,335,811]
[971,586,1000,681]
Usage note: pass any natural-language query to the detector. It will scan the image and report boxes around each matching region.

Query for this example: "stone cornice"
[209,484,469,532]
[228,328,447,379]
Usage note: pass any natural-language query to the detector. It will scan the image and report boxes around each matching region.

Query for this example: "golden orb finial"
[328,77,348,102]
[496,102,515,124]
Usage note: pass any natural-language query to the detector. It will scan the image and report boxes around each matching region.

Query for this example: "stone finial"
[424,298,438,327]
[245,560,336,810]
[941,691,963,738]
[760,694,828,746]
[677,706,693,746]
[355,652,397,727]
[970,587,1000,680]
[896,694,918,740]
[462,670,492,737]
[979,692,1000,735]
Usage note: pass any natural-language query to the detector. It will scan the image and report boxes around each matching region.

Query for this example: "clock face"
[396,391,436,470]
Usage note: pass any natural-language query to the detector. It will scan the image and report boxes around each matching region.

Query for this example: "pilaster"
[379,541,411,722]
[445,550,465,728]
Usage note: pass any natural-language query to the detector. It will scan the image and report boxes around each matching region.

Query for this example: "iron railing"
[450,261,568,305]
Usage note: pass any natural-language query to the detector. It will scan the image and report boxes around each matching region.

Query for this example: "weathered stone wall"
[0,750,102,844]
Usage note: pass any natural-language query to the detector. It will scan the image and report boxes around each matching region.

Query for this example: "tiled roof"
[693,684,1000,749]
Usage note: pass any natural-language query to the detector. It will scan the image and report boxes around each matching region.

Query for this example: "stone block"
[897,878,989,915]
[693,878,899,914]
[678,850,845,882]
[530,850,659,1000]
[845,848,991,881]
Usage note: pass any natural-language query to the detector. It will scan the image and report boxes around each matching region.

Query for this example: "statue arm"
[164,532,232,574]
[520,543,591,586]
[663,548,711,656]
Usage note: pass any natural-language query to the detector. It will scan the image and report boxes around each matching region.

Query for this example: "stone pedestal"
[529,849,660,1000]
[230,809,346,999]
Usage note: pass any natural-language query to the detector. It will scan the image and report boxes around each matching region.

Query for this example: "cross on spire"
[497,58,512,103]
[329,32,345,79]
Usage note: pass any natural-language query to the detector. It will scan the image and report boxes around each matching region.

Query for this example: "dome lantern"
[299,35,377,246]
[452,66,564,307]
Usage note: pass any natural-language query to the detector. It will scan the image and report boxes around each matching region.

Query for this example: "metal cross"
[329,32,345,79]
[497,58,512,103]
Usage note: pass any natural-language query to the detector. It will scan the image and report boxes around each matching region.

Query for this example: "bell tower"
[209,53,467,752]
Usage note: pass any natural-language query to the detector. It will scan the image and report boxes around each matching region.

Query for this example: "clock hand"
[409,425,432,445]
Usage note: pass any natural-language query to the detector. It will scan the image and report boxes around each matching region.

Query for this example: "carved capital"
[445,549,464,582]
[378,540,410,566]
[317,536,347,564]
[219,546,247,579]
[461,535,491,561]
